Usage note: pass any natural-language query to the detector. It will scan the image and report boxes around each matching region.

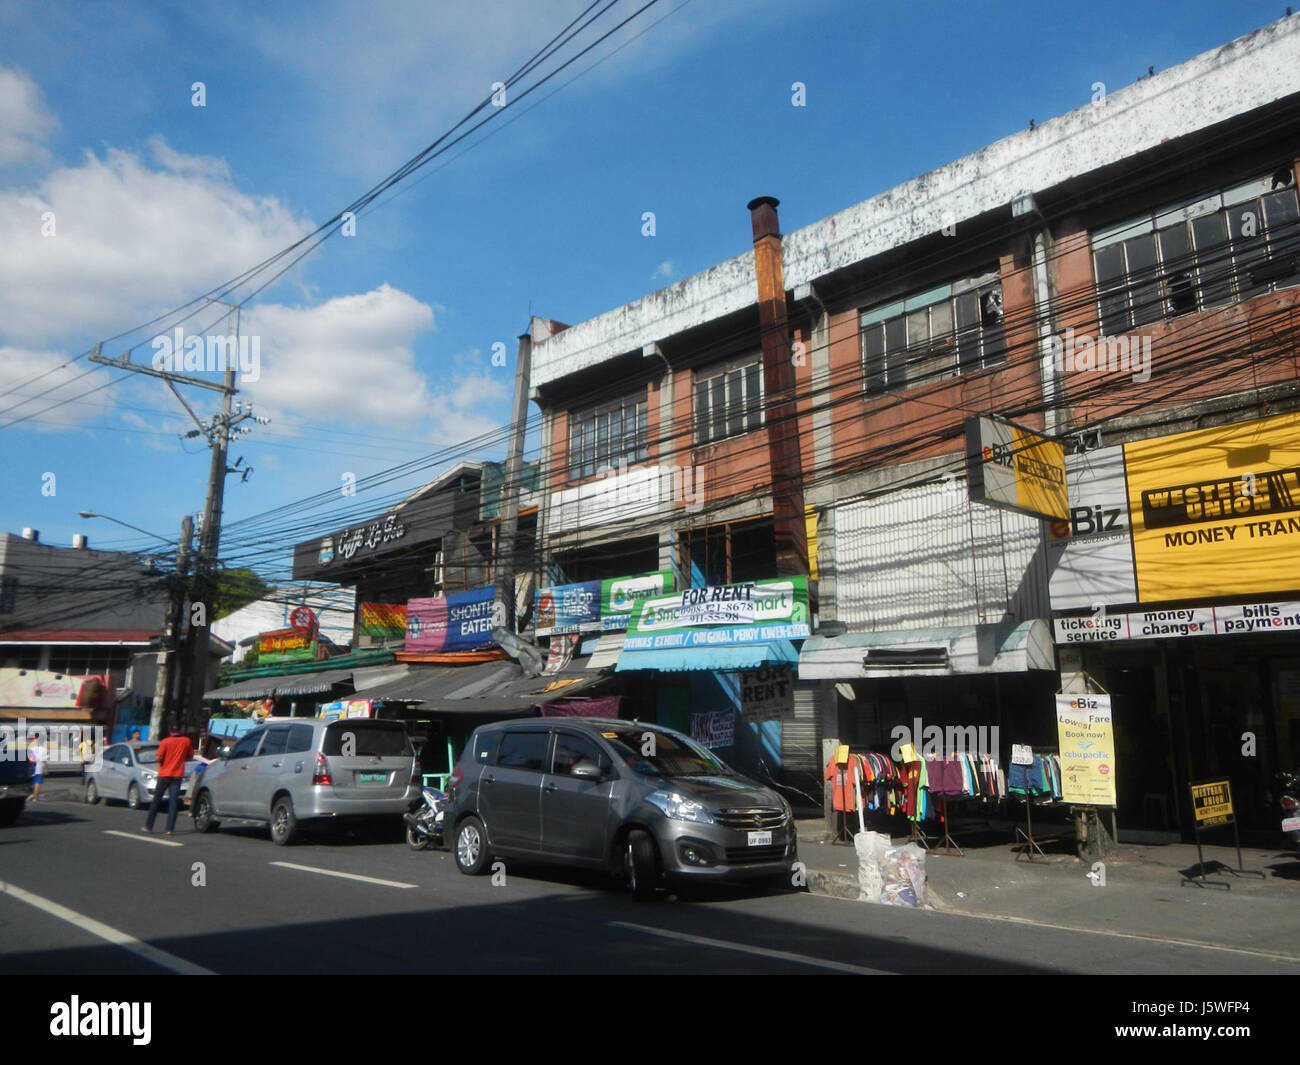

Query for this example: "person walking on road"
[78,735,96,783]
[28,732,48,802]
[142,723,193,835]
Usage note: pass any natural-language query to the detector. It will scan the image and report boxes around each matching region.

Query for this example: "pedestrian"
[142,723,194,835]
[78,734,95,784]
[28,731,48,802]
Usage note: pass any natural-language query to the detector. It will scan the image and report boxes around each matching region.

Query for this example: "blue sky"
[0,0,1289,581]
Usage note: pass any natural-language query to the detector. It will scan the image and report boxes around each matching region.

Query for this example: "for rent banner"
[625,577,810,650]
[535,570,673,636]
[405,587,497,653]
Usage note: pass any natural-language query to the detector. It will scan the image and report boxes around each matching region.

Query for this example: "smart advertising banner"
[1055,693,1117,806]
[360,602,407,638]
[624,576,810,651]
[405,587,497,654]
[534,570,674,637]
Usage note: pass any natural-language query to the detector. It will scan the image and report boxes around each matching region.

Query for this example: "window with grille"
[694,356,764,444]
[568,396,649,481]
[1091,171,1300,335]
[860,271,1006,396]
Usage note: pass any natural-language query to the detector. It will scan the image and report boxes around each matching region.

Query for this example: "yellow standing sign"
[1055,694,1117,806]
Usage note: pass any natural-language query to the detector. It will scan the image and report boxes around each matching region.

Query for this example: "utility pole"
[150,514,193,737]
[90,299,267,732]
[494,331,532,635]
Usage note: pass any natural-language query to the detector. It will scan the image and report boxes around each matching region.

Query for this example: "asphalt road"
[3,797,1299,977]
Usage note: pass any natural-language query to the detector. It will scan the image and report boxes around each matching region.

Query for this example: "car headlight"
[143,771,157,787]
[646,791,714,824]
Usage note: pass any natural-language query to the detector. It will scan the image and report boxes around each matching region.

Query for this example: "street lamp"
[78,510,176,547]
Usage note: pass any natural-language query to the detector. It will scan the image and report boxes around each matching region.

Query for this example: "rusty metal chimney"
[747,196,809,581]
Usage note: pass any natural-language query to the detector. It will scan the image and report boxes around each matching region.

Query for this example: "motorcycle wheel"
[406,823,432,851]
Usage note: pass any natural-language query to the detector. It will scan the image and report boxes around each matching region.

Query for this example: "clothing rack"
[1013,746,1062,862]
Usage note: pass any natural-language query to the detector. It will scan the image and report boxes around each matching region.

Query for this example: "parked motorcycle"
[1279,769,1300,857]
[404,786,446,850]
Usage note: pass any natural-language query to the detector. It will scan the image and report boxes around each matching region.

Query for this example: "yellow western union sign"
[1125,412,1300,602]
[1190,779,1234,826]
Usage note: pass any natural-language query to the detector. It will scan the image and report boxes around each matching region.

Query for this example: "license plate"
[1283,817,1300,832]
[359,772,387,784]
[747,830,772,847]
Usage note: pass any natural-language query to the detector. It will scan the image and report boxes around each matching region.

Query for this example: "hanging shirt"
[824,755,855,812]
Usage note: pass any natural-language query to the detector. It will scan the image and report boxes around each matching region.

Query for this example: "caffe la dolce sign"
[318,514,407,566]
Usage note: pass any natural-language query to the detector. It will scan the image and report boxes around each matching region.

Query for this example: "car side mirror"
[571,760,603,780]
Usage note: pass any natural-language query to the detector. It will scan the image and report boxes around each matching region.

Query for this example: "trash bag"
[854,831,929,908]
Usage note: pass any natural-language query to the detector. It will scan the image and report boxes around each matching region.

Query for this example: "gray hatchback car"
[444,718,797,899]
[191,717,418,845]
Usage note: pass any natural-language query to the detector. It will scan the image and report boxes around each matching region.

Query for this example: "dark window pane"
[1230,199,1269,301]
[745,363,763,430]
[884,317,907,389]
[1126,235,1162,327]
[323,722,410,757]
[1093,244,1129,334]
[863,324,887,394]
[637,404,649,460]
[725,368,743,437]
[551,733,608,775]
[955,292,980,371]
[496,730,549,772]
[1158,223,1196,315]
[1261,190,1300,289]
[695,380,710,443]
[287,725,314,754]
[710,377,726,441]
[1191,213,1233,308]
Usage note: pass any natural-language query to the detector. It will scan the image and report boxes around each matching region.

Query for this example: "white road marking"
[0,879,214,975]
[808,888,1300,963]
[607,920,885,974]
[269,861,417,889]
[105,830,183,848]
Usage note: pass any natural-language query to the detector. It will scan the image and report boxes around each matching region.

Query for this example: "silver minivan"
[444,718,797,899]
[191,717,418,845]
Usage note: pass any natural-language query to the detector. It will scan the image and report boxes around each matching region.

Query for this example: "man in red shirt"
[142,723,194,835]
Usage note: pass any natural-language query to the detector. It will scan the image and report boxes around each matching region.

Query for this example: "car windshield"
[135,746,159,764]
[600,728,730,778]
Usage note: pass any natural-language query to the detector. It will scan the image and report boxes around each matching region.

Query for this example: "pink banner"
[405,596,449,653]
[540,696,622,718]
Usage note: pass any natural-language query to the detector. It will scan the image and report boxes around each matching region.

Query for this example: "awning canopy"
[203,666,356,701]
[351,657,611,715]
[797,620,1055,679]
[586,632,625,670]
[616,639,799,674]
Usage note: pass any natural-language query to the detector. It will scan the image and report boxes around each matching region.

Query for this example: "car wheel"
[625,829,660,902]
[0,800,21,827]
[454,816,491,875]
[270,796,297,846]
[126,783,142,810]
[406,823,432,851]
[192,790,220,833]
[84,780,101,805]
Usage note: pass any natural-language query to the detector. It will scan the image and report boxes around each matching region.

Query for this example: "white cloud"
[652,260,674,280]
[425,363,510,447]
[242,284,437,427]
[0,346,114,431]
[0,67,58,168]
[0,137,314,347]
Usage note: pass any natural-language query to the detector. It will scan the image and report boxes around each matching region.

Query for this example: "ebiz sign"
[965,415,1068,522]
[1054,694,1117,806]
[625,577,810,651]
[1124,411,1300,602]
[405,587,496,653]
[534,570,673,636]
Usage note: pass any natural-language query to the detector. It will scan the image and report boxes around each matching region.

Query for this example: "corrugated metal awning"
[616,639,799,673]
[203,666,356,701]
[797,620,1055,679]
[351,658,610,715]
